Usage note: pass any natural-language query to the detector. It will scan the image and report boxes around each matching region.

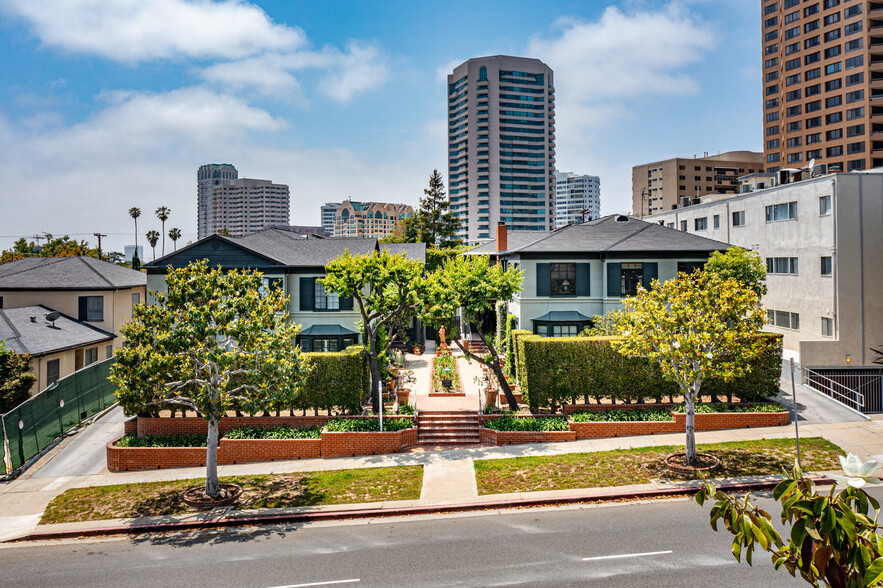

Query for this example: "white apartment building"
[554,172,600,228]
[646,170,883,371]
[321,202,340,237]
[208,178,290,237]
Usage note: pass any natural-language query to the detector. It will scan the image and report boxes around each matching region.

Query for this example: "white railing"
[803,367,870,412]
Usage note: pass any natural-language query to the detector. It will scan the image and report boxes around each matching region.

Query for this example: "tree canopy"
[423,255,523,409]
[705,247,768,298]
[0,235,110,265]
[0,342,35,413]
[110,260,308,497]
[320,249,426,411]
[612,270,765,464]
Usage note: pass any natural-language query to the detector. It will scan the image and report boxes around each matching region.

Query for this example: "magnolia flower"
[672,341,681,349]
[706,352,714,359]
[827,454,883,488]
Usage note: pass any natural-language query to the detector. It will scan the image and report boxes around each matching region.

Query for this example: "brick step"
[418,418,479,425]
[419,433,481,442]
[418,440,482,447]
[419,428,480,436]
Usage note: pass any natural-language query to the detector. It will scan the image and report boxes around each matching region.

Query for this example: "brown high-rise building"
[631,151,764,216]
[762,0,876,173]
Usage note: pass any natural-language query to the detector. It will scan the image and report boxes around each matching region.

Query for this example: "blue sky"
[0,0,761,255]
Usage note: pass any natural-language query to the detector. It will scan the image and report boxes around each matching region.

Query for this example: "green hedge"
[570,408,674,422]
[116,434,207,447]
[511,329,533,386]
[482,416,569,431]
[225,425,322,439]
[519,333,782,411]
[325,417,414,432]
[297,345,369,414]
[671,403,783,414]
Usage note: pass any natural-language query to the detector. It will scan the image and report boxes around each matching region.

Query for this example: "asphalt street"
[7,489,880,588]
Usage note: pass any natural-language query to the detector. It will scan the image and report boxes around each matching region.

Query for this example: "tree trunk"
[452,336,518,412]
[684,386,698,466]
[205,413,220,498]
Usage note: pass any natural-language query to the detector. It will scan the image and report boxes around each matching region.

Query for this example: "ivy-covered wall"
[517,334,783,411]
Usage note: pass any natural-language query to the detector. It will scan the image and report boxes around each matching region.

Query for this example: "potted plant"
[412,344,422,355]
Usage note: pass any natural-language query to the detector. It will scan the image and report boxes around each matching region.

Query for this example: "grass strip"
[41,465,423,525]
[473,437,842,495]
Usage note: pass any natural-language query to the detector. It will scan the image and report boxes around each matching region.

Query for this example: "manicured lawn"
[41,465,423,524]
[473,437,842,495]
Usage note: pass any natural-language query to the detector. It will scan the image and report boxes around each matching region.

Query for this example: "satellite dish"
[45,311,60,328]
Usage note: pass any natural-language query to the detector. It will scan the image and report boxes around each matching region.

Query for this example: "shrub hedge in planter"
[482,416,569,432]
[670,403,783,414]
[518,333,782,411]
[511,329,533,386]
[225,425,322,439]
[296,345,369,414]
[325,417,415,432]
[569,408,674,422]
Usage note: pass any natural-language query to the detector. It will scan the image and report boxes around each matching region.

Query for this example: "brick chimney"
[496,222,507,253]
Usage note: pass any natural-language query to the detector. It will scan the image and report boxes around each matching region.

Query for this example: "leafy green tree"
[697,455,883,588]
[415,169,460,246]
[168,227,182,251]
[145,230,160,261]
[423,255,523,410]
[110,260,308,497]
[0,342,36,413]
[155,206,171,256]
[320,250,426,412]
[611,270,766,464]
[705,247,768,298]
[0,235,102,264]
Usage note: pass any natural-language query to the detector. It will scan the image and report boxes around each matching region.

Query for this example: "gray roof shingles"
[465,231,550,255]
[505,215,731,255]
[0,256,146,290]
[0,305,114,356]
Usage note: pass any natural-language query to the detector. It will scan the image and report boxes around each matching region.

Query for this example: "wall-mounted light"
[846,354,852,365]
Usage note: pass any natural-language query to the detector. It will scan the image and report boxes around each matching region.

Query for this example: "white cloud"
[197,42,388,103]
[0,0,304,62]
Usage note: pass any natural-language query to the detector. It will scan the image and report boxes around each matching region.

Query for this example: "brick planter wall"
[480,428,576,445]
[123,418,137,436]
[106,440,208,472]
[135,416,333,437]
[568,420,682,439]
[689,411,790,430]
[320,428,418,458]
[220,438,321,464]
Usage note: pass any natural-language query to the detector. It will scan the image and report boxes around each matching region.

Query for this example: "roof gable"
[0,256,146,290]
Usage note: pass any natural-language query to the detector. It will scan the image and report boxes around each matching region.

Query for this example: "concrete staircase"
[417,410,481,447]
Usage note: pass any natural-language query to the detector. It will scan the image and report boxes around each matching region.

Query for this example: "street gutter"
[11,476,835,543]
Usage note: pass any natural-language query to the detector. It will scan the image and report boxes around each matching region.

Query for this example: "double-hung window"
[78,296,103,322]
[765,202,798,222]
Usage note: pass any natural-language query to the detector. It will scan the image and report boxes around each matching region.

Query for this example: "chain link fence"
[2,357,117,474]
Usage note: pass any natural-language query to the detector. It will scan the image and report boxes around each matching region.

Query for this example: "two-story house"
[144,230,427,352]
[0,256,146,351]
[495,215,731,336]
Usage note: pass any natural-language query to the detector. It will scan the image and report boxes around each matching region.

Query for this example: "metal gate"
[804,367,883,413]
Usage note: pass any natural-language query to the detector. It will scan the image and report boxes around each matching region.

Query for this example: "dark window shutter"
[606,263,621,296]
[575,263,590,296]
[78,296,88,321]
[299,338,311,352]
[536,263,551,296]
[643,262,658,290]
[339,295,353,310]
[299,277,314,311]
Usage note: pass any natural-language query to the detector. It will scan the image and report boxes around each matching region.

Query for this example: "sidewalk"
[4,418,883,543]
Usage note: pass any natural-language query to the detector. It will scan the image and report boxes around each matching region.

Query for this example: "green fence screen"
[2,357,117,473]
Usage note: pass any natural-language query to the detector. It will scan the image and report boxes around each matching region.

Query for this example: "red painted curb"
[13,477,834,543]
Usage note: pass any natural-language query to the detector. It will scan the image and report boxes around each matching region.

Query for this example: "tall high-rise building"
[321,202,340,237]
[447,56,555,243]
[762,0,876,173]
[197,164,238,239]
[554,172,601,228]
[207,178,290,237]
[631,152,764,216]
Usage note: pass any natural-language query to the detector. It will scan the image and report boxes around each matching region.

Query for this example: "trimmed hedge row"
[482,416,569,432]
[296,345,370,414]
[518,334,783,411]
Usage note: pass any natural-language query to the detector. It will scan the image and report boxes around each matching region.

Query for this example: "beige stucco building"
[646,169,883,370]
[0,256,146,351]
[332,201,414,239]
[632,151,765,217]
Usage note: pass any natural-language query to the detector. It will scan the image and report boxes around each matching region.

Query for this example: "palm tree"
[168,227,182,251]
[146,230,160,261]
[155,206,171,255]
[128,207,141,249]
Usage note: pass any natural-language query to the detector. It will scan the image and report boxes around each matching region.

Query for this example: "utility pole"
[93,232,107,259]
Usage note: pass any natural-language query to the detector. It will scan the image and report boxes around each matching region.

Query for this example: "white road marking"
[583,550,673,562]
[269,580,360,588]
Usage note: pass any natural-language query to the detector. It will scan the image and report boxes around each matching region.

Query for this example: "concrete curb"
[12,476,835,543]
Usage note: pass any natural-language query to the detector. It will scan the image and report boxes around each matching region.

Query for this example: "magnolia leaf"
[865,557,883,586]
